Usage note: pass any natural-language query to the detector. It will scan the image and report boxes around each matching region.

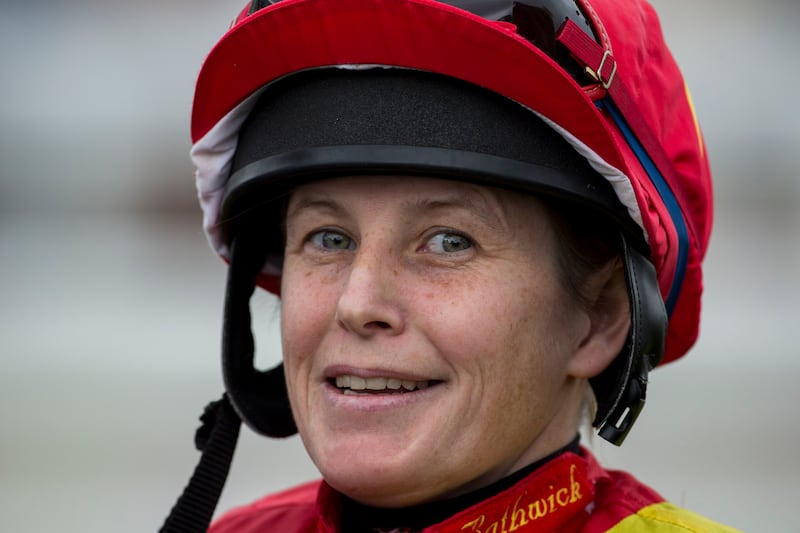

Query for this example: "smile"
[333,375,437,395]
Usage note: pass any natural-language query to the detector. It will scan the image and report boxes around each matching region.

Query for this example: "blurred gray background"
[1,1,797,531]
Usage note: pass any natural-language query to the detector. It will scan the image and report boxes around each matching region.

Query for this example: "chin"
[315,448,447,507]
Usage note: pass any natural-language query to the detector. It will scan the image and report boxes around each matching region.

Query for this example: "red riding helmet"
[189,0,712,445]
[160,2,713,531]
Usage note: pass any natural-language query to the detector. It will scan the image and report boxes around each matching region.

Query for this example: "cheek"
[280,265,337,369]
[420,275,541,372]
[453,274,575,391]
[477,286,578,427]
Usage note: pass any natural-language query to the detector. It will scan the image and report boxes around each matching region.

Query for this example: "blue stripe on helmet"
[597,99,688,316]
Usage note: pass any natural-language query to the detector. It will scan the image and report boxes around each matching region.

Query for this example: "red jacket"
[209,448,738,532]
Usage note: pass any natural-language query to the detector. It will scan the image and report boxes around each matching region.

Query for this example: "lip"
[323,364,437,383]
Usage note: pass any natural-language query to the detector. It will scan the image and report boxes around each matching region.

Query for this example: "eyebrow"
[406,192,509,233]
[285,196,347,220]
[286,187,510,233]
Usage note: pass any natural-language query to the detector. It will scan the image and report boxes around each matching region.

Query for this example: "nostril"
[365,321,391,329]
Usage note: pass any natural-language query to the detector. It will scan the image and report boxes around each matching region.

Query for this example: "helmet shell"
[190,0,712,363]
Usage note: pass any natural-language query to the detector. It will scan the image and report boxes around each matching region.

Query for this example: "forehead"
[287,175,549,224]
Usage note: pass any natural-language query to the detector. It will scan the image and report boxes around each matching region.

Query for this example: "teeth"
[365,377,386,390]
[335,375,430,392]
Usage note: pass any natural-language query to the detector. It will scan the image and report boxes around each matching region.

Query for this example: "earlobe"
[567,259,631,379]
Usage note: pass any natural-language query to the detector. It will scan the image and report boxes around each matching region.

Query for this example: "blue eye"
[310,230,355,250]
[427,232,472,253]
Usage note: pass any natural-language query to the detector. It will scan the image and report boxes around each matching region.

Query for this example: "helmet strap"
[160,228,297,532]
[222,221,298,437]
[591,233,667,445]
[159,394,241,533]
[161,228,665,533]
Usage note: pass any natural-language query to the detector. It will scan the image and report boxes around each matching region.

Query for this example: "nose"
[335,246,405,337]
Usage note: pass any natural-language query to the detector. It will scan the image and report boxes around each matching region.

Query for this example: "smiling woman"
[160,0,737,532]
[280,177,613,508]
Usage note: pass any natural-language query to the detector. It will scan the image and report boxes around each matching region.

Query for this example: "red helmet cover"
[190,0,713,363]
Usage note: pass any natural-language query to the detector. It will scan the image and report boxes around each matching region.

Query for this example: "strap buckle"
[585,49,617,90]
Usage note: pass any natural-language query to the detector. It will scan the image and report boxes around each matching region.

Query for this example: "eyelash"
[308,229,355,251]
[423,231,474,254]
[305,228,475,255]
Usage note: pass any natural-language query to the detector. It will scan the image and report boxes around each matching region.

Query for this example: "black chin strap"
[159,395,241,533]
[160,229,275,532]
[159,226,665,531]
[591,233,666,445]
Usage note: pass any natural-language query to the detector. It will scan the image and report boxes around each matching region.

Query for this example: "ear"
[567,258,631,379]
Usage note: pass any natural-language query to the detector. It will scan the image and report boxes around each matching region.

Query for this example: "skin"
[280,176,629,507]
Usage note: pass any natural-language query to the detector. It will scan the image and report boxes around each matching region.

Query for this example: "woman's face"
[281,176,593,507]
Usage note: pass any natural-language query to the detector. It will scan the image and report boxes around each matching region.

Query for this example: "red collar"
[434,452,595,533]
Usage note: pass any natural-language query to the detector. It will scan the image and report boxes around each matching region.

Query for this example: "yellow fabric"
[607,502,742,533]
